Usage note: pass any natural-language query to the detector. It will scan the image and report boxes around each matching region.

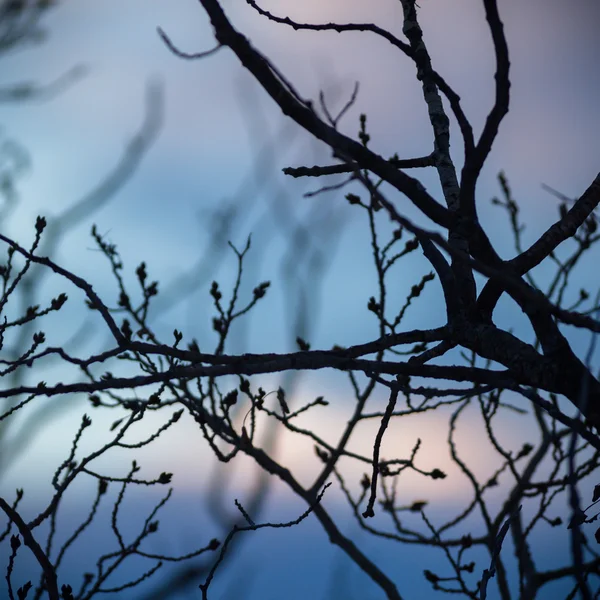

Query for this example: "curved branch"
[477,173,600,319]
[0,497,59,600]
[460,0,510,219]
[198,0,451,228]
[245,0,475,153]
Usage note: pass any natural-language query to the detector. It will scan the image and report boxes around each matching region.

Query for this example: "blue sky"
[1,1,600,598]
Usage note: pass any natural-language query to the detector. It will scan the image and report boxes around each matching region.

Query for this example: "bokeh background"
[1,0,600,598]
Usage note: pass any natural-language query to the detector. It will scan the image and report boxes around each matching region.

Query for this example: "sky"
[1,0,600,598]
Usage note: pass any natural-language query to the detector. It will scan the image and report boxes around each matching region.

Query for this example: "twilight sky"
[1,1,600,598]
